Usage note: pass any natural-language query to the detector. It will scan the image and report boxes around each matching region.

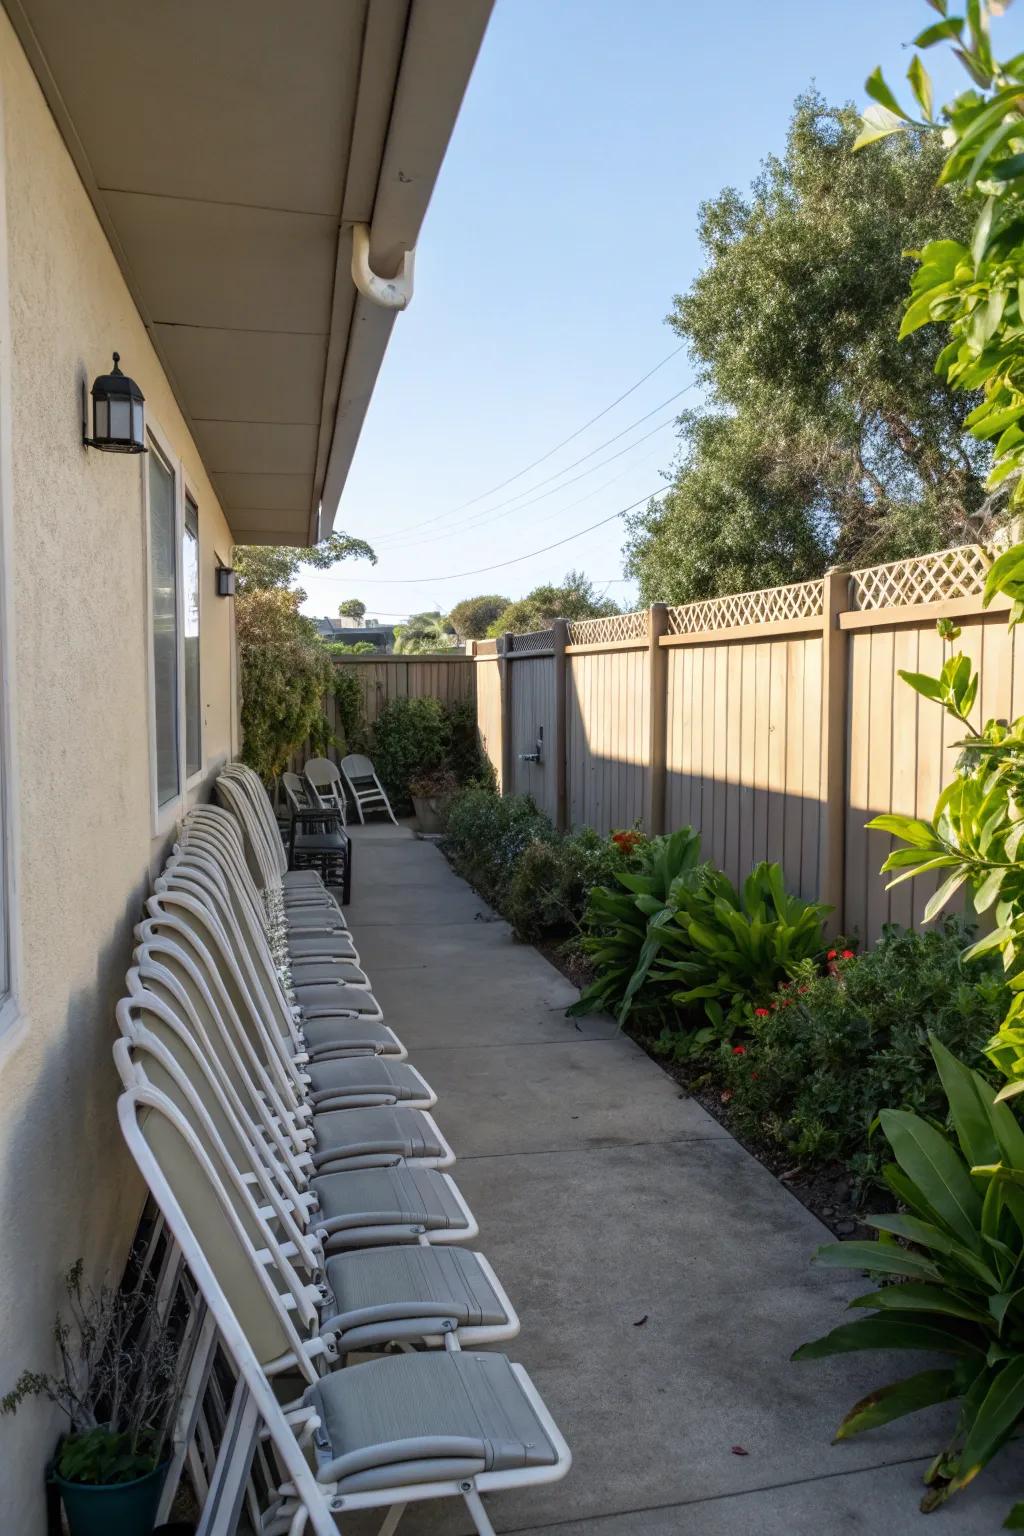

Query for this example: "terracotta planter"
[411,792,453,834]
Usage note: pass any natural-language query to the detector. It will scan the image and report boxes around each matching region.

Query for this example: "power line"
[379,345,688,540]
[373,414,677,554]
[370,385,691,550]
[310,489,665,585]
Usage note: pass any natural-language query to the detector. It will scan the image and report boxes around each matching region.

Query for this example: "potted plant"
[2,1260,183,1536]
[409,768,458,834]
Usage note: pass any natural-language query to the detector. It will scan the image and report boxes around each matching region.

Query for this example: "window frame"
[143,417,204,836]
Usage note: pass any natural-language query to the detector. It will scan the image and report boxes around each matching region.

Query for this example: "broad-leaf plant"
[802,4,1024,1520]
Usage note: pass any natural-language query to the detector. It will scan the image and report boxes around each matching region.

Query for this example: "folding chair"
[120,965,472,1255]
[119,1085,570,1536]
[115,1033,514,1352]
[339,754,398,826]
[303,758,347,819]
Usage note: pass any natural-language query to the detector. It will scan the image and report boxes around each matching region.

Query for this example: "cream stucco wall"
[0,12,238,1526]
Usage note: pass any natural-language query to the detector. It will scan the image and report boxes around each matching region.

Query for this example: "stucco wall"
[0,12,237,1525]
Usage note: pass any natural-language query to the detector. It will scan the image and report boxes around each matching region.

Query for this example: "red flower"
[841,949,855,960]
[754,1007,770,1018]
[611,830,644,855]
[732,1044,746,1056]
[827,949,837,960]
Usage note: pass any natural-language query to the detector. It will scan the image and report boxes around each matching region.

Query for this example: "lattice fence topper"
[666,579,824,635]
[848,542,993,612]
[566,611,649,645]
[508,628,555,654]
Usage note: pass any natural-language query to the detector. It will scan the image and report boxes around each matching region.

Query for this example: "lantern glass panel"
[132,400,144,447]
[93,396,109,442]
[109,397,131,443]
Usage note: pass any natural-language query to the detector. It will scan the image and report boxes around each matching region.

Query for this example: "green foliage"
[443,787,553,906]
[371,697,487,813]
[486,571,618,637]
[236,588,332,781]
[56,1428,157,1486]
[234,528,375,779]
[327,667,368,758]
[1,1260,181,1486]
[443,786,633,940]
[569,831,828,1031]
[504,827,627,942]
[234,530,375,597]
[868,541,1024,1095]
[338,598,366,621]
[393,612,457,654]
[624,92,984,606]
[720,922,1009,1177]
[858,2,1024,511]
[795,1038,1024,1514]
[448,594,511,640]
[325,640,376,656]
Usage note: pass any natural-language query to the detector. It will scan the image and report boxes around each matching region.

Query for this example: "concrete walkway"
[345,825,1020,1534]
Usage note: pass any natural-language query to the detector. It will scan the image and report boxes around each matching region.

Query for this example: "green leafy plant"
[568,828,707,1026]
[443,787,554,906]
[857,2,1024,510]
[504,827,629,943]
[2,1261,182,1486]
[569,837,828,1032]
[721,921,1008,1177]
[371,697,486,813]
[654,862,829,1020]
[795,1037,1024,1515]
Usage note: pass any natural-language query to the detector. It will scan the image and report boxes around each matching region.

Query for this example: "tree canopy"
[234,528,374,779]
[447,594,511,640]
[234,530,375,597]
[337,598,367,622]
[393,611,457,654]
[486,571,619,636]
[624,92,988,606]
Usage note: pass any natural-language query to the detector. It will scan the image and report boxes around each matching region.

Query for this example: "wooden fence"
[472,539,1024,944]
[287,652,476,773]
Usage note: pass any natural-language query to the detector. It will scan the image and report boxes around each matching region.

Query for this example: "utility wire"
[379,345,687,540]
[373,414,677,553]
[311,489,665,584]
[370,385,691,550]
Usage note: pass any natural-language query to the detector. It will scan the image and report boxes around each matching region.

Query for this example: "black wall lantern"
[83,352,146,454]
[216,566,237,598]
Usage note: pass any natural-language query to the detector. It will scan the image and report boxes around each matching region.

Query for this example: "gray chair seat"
[310,1106,444,1171]
[297,983,378,1016]
[305,1351,558,1489]
[287,933,356,960]
[306,1057,430,1106]
[320,1247,509,1351]
[286,907,347,933]
[300,1015,397,1058]
[283,870,324,891]
[288,964,368,989]
[310,1164,470,1247]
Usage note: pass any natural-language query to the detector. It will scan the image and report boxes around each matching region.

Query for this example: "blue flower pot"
[55,1461,168,1536]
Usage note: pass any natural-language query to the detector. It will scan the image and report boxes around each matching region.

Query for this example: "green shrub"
[719,920,1009,1179]
[795,1039,1024,1515]
[504,827,626,942]
[570,833,828,1032]
[443,787,551,904]
[371,697,489,812]
[445,697,491,788]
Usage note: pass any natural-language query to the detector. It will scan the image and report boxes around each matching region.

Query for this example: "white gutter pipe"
[350,223,415,310]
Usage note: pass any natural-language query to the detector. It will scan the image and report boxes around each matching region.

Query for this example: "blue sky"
[300,0,973,625]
